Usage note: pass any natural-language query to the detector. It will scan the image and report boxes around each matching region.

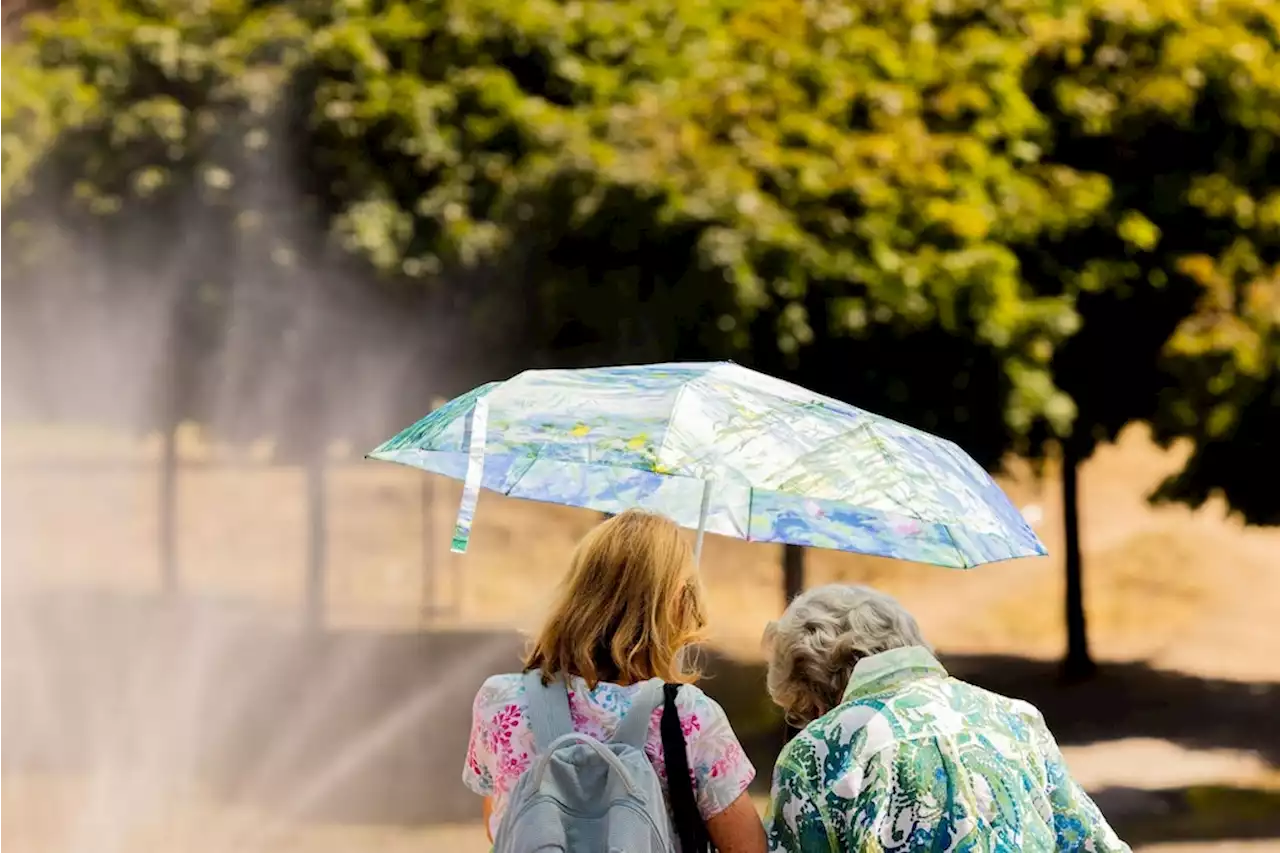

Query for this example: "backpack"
[493,670,676,853]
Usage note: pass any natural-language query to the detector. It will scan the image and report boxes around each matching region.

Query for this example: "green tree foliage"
[667,0,1280,663]
[1018,0,1280,673]
[1023,0,1280,462]
[336,0,1112,464]
[1,0,446,448]
[0,47,93,201]
[1153,265,1279,525]
[657,0,1109,436]
[1092,0,1280,526]
[1,0,1104,436]
[298,0,752,366]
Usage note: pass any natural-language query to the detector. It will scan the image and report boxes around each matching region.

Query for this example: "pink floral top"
[464,672,756,839]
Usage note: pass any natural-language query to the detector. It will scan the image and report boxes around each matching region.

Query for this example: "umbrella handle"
[693,478,712,565]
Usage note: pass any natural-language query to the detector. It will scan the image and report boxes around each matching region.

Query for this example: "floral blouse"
[766,647,1130,853]
[464,672,755,839]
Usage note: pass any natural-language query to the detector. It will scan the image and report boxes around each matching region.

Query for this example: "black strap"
[661,683,711,853]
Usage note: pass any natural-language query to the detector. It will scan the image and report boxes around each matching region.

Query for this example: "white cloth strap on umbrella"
[451,397,489,553]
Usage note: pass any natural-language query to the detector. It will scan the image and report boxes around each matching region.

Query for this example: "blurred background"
[2,0,1278,851]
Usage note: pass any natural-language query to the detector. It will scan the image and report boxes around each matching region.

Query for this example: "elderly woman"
[762,584,1129,852]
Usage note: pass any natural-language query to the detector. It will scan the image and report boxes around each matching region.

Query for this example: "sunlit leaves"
[3,0,312,216]
[1,46,99,200]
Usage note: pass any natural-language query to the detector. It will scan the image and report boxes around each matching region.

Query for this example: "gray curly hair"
[763,584,930,727]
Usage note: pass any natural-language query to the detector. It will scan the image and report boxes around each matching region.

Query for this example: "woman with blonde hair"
[463,509,765,852]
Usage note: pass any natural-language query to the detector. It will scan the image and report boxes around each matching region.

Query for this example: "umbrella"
[367,362,1046,568]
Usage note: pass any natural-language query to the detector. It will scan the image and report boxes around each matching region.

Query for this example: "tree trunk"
[157,273,190,600]
[1061,442,1096,680]
[303,455,327,632]
[781,543,806,744]
[783,544,805,606]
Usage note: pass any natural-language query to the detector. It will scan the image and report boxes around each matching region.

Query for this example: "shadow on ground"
[3,589,1277,845]
[1091,785,1280,846]
[941,654,1280,766]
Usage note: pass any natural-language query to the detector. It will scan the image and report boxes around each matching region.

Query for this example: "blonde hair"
[524,509,708,687]
[763,584,929,727]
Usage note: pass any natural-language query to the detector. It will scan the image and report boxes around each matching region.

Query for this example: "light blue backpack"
[493,670,676,853]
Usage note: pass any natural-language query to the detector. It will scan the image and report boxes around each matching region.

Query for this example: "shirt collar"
[841,645,947,703]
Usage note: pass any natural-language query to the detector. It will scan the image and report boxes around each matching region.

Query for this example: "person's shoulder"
[472,671,526,711]
[478,671,525,691]
[795,697,901,766]
[943,674,1020,708]
[669,679,714,705]
[1004,694,1050,733]
[948,677,1049,733]
[774,720,833,779]
[665,681,745,742]
[669,681,730,720]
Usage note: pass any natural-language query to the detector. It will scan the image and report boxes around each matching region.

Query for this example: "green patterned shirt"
[765,647,1130,852]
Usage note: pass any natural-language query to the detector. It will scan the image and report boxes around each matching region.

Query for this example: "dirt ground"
[4,423,1279,851]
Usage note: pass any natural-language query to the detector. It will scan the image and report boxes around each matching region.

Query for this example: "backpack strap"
[523,669,575,751]
[611,678,663,749]
[662,683,711,853]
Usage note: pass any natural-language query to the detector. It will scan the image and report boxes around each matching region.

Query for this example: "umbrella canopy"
[367,362,1046,568]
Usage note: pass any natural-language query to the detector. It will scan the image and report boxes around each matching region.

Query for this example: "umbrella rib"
[771,418,923,522]
[861,419,969,568]
[499,445,545,496]
[852,419,927,522]
[774,416,970,566]
[654,379,695,478]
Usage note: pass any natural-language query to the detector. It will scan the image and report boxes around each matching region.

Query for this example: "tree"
[0,50,86,196]
[1017,0,1280,675]
[293,0,760,374]
[1,0,447,617]
[6,0,285,589]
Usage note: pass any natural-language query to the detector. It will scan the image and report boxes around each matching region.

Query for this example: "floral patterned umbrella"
[367,362,1045,567]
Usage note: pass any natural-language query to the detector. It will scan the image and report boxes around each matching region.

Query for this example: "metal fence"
[2,452,463,628]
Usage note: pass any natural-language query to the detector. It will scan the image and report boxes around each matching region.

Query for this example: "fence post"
[157,273,197,600]
[421,397,447,621]
[158,423,179,597]
[303,451,327,632]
